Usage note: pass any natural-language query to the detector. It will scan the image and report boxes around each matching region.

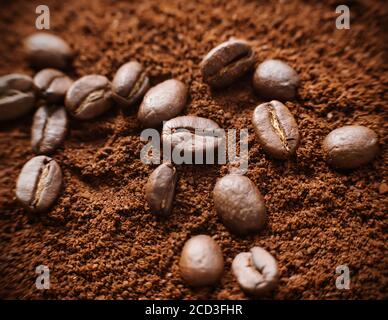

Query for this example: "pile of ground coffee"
[0,0,386,299]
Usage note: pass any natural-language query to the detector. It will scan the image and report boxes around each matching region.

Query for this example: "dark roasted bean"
[0,73,35,121]
[112,61,150,108]
[213,174,266,235]
[323,125,378,169]
[179,235,224,287]
[144,162,177,216]
[24,32,73,70]
[65,75,113,120]
[253,59,299,101]
[252,100,300,159]
[162,116,223,164]
[33,68,73,103]
[16,155,62,212]
[201,38,255,88]
[31,105,68,154]
[138,79,187,128]
[232,247,279,296]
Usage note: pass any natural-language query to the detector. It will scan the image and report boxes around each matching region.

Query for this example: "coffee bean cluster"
[2,33,379,297]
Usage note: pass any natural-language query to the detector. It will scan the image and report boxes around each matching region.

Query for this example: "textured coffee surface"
[0,0,386,300]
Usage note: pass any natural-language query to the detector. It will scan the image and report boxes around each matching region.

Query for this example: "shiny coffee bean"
[179,235,224,287]
[162,116,223,162]
[24,32,73,70]
[16,155,62,213]
[252,100,300,159]
[0,73,35,121]
[253,59,299,101]
[112,61,150,108]
[31,105,68,155]
[232,247,279,296]
[201,38,255,88]
[213,174,266,235]
[65,75,113,120]
[138,79,187,128]
[33,68,73,103]
[145,162,177,216]
[323,125,378,169]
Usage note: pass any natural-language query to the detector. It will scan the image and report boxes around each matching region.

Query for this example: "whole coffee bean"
[138,79,187,128]
[323,125,378,169]
[201,38,255,88]
[31,105,68,154]
[232,246,279,296]
[16,155,62,213]
[65,75,113,120]
[252,100,300,159]
[112,61,150,108]
[0,73,35,121]
[145,162,177,216]
[162,116,223,163]
[213,174,266,235]
[253,59,299,101]
[24,32,73,70]
[179,235,224,287]
[33,68,73,103]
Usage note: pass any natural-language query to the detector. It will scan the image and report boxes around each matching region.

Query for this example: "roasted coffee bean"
[65,75,113,120]
[323,125,378,169]
[16,155,62,213]
[179,235,224,287]
[162,116,223,163]
[0,73,35,121]
[33,68,73,103]
[24,32,73,70]
[232,246,279,296]
[253,59,299,101]
[31,105,68,154]
[252,100,299,159]
[213,174,266,235]
[145,162,177,216]
[201,38,255,88]
[138,79,187,128]
[112,61,150,108]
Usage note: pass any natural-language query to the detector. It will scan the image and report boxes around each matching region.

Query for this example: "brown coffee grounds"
[0,0,387,299]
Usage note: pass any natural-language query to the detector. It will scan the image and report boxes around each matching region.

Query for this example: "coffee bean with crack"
[145,163,177,215]
[112,61,150,108]
[232,246,279,296]
[16,156,62,213]
[33,68,73,103]
[213,174,266,235]
[201,38,256,88]
[252,100,300,159]
[323,125,379,169]
[65,75,113,120]
[24,32,73,70]
[0,73,35,121]
[31,105,68,155]
[138,79,187,128]
[253,59,299,101]
[179,235,224,287]
[162,116,223,164]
